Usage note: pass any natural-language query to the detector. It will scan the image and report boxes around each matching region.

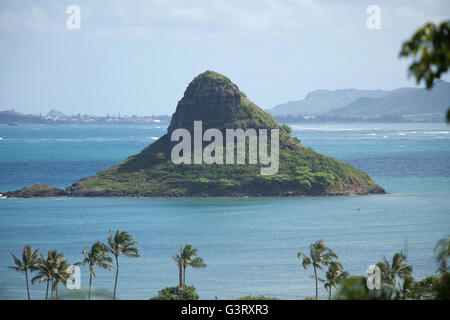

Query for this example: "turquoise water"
[0,123,449,299]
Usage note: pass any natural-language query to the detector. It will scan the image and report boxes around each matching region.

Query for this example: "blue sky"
[0,0,449,116]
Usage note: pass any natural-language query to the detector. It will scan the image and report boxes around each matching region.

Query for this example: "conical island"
[6,71,384,197]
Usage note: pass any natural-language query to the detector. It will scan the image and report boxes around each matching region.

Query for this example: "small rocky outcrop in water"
[5,184,67,198]
[6,71,385,197]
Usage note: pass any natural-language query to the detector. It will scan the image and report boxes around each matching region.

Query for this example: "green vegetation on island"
[36,71,383,198]
[4,71,384,198]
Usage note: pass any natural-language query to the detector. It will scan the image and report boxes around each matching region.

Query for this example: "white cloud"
[2,0,448,43]
[0,5,51,32]
[112,0,323,42]
[110,0,450,44]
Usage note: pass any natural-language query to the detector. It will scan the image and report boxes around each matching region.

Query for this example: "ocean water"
[0,123,449,300]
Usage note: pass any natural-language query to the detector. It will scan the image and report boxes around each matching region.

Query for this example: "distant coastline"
[273,114,446,123]
[1,109,446,126]
[0,109,171,125]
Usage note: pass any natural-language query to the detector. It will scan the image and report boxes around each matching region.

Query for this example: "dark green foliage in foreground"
[334,276,370,300]
[298,240,338,300]
[435,236,450,273]
[320,261,349,299]
[7,245,40,300]
[310,236,450,300]
[400,21,450,89]
[436,272,450,300]
[236,295,279,300]
[44,250,70,300]
[333,275,395,300]
[150,285,199,300]
[76,241,114,300]
[6,235,450,300]
[31,250,70,300]
[106,230,141,300]
[172,244,207,286]
[332,239,450,300]
[400,20,450,122]
[55,288,113,300]
[407,275,441,300]
[376,252,413,296]
[334,273,450,300]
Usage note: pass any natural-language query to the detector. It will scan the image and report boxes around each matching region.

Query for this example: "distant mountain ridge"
[267,80,450,119]
[269,88,398,115]
[328,80,450,118]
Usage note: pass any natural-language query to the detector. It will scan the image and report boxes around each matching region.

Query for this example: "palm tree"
[172,245,185,300]
[319,261,348,299]
[31,252,53,300]
[377,252,413,294]
[7,245,40,300]
[76,241,114,300]
[435,236,450,274]
[46,250,70,300]
[172,244,207,286]
[297,239,338,300]
[400,276,416,300]
[106,230,140,300]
